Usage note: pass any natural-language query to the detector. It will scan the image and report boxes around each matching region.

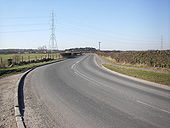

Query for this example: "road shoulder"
[0,74,22,128]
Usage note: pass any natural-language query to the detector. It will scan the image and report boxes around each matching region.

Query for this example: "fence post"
[12,56,14,65]
[22,56,23,63]
[14,56,16,64]
[35,56,37,62]
[0,57,3,67]
[28,56,30,62]
[16,56,19,64]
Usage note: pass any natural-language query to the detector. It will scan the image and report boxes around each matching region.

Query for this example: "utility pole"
[161,34,163,50]
[49,11,58,51]
[99,42,101,51]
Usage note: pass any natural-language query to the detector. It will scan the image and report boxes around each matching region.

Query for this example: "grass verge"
[100,56,170,72]
[0,59,62,78]
[103,64,170,86]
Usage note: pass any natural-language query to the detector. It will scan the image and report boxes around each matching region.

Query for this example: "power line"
[0,29,49,33]
[57,22,160,43]
[55,25,160,45]
[0,16,48,19]
[0,23,48,27]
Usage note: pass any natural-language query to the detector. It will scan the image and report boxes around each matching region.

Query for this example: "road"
[24,54,170,128]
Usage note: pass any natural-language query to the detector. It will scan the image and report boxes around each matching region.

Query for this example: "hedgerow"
[96,50,170,68]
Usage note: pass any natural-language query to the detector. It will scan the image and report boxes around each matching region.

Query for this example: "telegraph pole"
[99,42,101,51]
[49,11,58,51]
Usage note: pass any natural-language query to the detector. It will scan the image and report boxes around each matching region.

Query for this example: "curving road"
[24,54,170,128]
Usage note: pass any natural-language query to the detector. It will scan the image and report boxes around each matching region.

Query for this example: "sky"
[0,0,170,50]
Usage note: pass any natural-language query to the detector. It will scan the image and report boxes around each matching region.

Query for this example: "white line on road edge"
[94,54,170,90]
[72,54,170,115]
[136,100,170,114]
[93,54,170,114]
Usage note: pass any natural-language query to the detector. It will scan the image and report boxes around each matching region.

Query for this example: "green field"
[0,59,62,77]
[103,64,170,86]
[0,53,59,67]
[0,53,62,77]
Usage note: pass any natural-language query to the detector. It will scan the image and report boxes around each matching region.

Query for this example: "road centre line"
[71,55,170,115]
[72,57,114,90]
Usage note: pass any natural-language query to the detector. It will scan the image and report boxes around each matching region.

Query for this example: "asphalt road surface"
[24,54,170,128]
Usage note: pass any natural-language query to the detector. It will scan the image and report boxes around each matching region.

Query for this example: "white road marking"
[72,55,119,92]
[71,56,85,69]
[137,100,170,114]
[72,55,170,115]
[75,70,101,87]
[71,63,76,69]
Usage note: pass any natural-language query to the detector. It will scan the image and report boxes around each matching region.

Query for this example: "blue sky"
[0,0,170,50]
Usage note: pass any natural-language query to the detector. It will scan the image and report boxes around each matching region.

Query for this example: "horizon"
[1,48,170,52]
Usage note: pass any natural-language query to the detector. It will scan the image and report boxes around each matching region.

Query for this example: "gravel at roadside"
[0,74,22,128]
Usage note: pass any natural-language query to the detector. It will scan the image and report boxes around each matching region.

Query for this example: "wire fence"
[0,53,60,68]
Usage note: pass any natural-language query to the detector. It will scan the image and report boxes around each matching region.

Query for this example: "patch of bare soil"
[0,74,22,128]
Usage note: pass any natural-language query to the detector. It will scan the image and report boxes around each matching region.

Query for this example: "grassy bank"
[0,59,62,77]
[100,56,170,72]
[103,64,170,86]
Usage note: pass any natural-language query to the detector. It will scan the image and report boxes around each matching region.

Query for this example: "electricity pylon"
[49,11,58,51]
